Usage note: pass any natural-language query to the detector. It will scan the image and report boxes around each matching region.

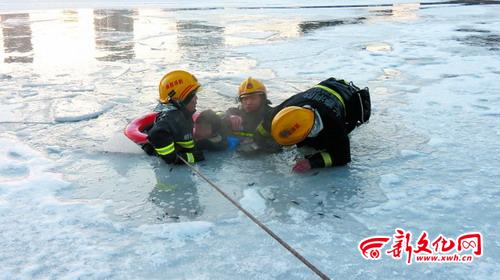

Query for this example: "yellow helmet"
[271,106,314,146]
[238,77,266,98]
[159,70,200,104]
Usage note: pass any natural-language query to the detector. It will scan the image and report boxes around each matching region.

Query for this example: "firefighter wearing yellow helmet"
[148,70,204,165]
[223,77,273,139]
[255,77,371,173]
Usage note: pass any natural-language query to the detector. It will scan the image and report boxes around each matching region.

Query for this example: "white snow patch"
[365,42,392,53]
[0,136,217,279]
[258,187,276,201]
[63,87,95,92]
[53,100,114,123]
[0,103,24,122]
[379,173,401,187]
[381,68,401,79]
[287,206,309,223]
[427,137,448,146]
[102,132,145,154]
[239,188,267,216]
[400,149,421,157]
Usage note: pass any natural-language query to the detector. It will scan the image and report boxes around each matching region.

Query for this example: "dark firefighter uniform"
[148,104,204,164]
[224,102,273,138]
[255,77,371,169]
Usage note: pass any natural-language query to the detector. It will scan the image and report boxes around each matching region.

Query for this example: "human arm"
[174,139,205,164]
[148,121,204,164]
[148,126,179,164]
[296,117,351,171]
[221,107,243,131]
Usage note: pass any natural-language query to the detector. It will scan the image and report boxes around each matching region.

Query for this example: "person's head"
[159,70,200,112]
[238,77,267,113]
[270,106,315,146]
[193,110,223,140]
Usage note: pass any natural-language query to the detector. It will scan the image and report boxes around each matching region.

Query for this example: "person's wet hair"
[195,109,222,134]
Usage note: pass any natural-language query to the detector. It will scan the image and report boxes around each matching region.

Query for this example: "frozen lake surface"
[1,0,499,279]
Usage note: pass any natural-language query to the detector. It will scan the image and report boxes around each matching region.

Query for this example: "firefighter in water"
[254,77,371,173]
[224,77,273,139]
[148,70,204,165]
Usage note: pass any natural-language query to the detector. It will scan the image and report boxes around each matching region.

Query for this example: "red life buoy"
[124,111,202,145]
[124,112,158,144]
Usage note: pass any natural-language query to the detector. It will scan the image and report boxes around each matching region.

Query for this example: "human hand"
[228,115,243,130]
[292,159,312,173]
